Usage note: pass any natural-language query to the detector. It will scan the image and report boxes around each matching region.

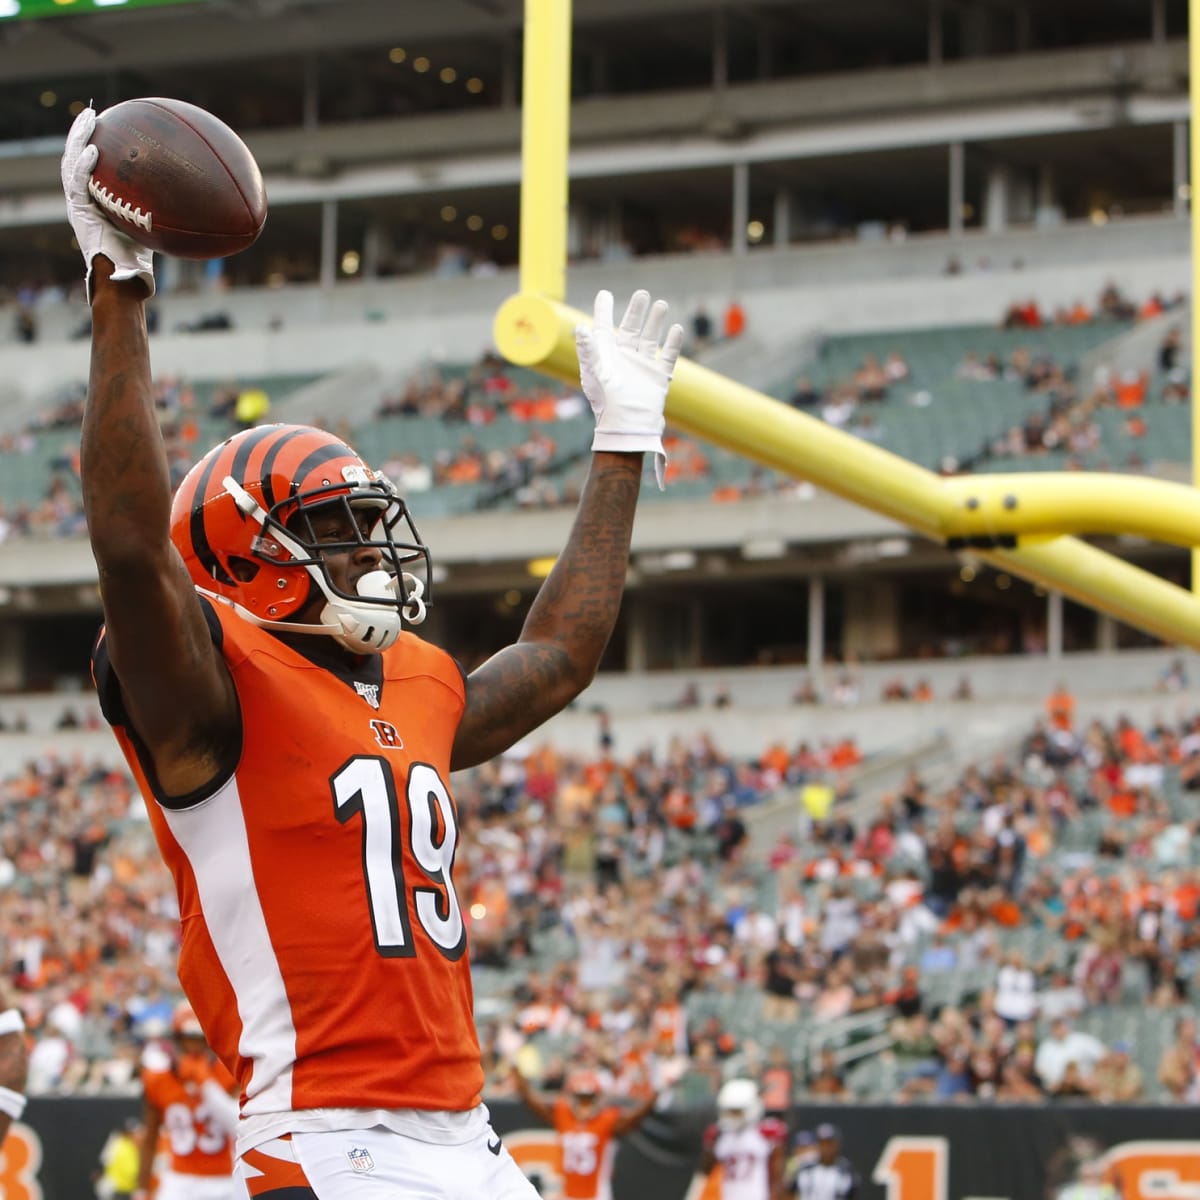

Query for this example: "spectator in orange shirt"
[759,1046,795,1120]
[1046,683,1076,732]
[828,737,862,771]
[664,786,698,831]
[722,300,746,340]
[1114,369,1147,408]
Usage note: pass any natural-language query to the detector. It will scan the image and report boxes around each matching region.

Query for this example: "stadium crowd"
[1,684,1198,1112]
[0,280,1188,534]
[786,282,1189,480]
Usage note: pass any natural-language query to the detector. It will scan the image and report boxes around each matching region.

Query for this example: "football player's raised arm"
[510,1068,557,1125]
[613,1089,660,1136]
[65,108,237,794]
[451,291,681,771]
[452,452,641,770]
[84,265,237,791]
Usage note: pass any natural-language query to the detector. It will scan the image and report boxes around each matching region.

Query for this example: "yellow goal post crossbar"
[499,0,1200,649]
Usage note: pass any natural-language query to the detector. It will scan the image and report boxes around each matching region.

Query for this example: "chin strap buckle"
[401,574,426,626]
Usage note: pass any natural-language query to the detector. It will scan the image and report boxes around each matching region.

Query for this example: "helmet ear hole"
[229,556,260,583]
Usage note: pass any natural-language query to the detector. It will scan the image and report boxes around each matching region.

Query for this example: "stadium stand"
[0,286,1188,529]
[5,682,1200,1112]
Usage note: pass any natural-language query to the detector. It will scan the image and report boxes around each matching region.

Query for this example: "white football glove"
[576,289,683,489]
[60,107,155,302]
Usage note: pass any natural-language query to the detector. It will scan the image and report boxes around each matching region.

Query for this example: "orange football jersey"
[95,598,482,1117]
[552,1098,622,1200]
[143,1060,235,1176]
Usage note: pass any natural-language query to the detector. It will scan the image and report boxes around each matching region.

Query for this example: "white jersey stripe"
[163,776,296,1113]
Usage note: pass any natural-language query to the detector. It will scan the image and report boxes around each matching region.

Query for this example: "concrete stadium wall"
[2,215,1187,399]
[0,647,1193,770]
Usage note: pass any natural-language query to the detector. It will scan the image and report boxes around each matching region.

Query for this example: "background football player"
[697,1079,787,1200]
[134,1004,240,1200]
[512,1066,660,1200]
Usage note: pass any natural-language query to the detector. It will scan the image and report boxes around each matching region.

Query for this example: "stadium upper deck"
[0,0,1188,292]
[0,0,1192,690]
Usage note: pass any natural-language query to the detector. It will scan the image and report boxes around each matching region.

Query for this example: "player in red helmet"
[63,104,682,1200]
[134,1004,240,1200]
[512,1067,660,1200]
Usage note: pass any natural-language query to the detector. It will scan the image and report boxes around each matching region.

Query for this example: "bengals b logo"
[0,1123,44,1200]
[370,720,403,749]
[1102,1140,1200,1199]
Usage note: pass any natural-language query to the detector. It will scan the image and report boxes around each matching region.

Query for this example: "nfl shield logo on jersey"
[347,1147,375,1173]
[353,681,380,709]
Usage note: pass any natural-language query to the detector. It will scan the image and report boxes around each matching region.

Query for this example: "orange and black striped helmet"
[169,424,430,636]
[567,1069,602,1097]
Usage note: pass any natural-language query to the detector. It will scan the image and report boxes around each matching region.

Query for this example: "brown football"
[88,97,267,259]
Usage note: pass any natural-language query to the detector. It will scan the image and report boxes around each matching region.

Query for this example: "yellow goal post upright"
[1192,0,1200,594]
[495,0,1200,649]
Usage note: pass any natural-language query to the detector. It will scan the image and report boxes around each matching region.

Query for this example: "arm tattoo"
[83,297,173,555]
[83,274,237,779]
[453,454,641,768]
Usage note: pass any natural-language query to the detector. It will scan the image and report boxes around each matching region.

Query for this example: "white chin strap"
[317,568,426,655]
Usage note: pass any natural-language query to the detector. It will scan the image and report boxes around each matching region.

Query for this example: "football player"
[0,994,28,1146]
[62,106,682,1200]
[134,1004,240,1200]
[512,1067,659,1200]
[697,1079,787,1200]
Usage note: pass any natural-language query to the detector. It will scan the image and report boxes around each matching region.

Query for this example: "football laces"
[88,177,154,233]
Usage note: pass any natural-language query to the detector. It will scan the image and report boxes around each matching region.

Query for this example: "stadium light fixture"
[742,538,786,561]
[526,556,557,578]
[662,551,698,571]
